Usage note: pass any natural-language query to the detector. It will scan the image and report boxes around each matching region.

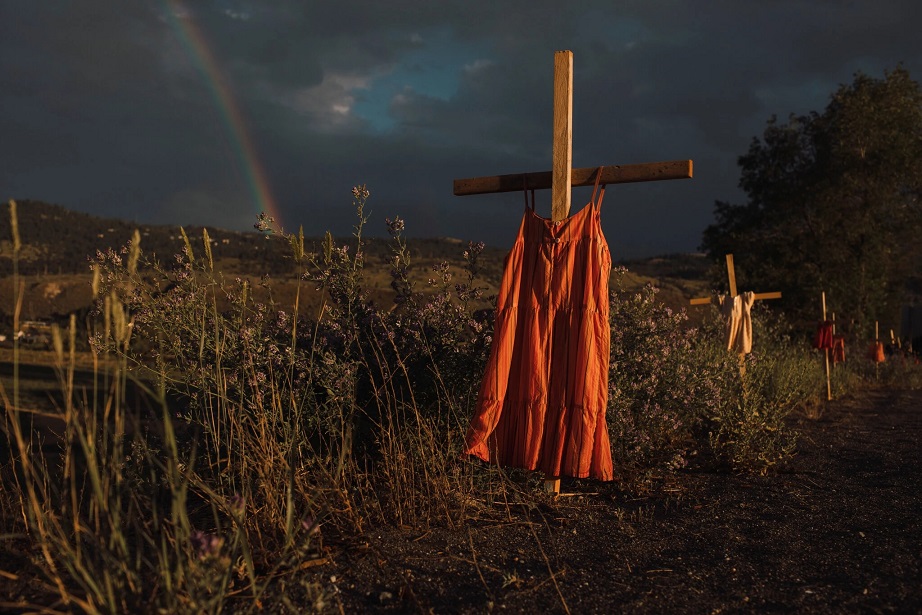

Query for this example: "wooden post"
[545,51,573,495]
[876,320,880,381]
[551,50,573,222]
[822,292,832,401]
[726,254,738,298]
[454,51,693,496]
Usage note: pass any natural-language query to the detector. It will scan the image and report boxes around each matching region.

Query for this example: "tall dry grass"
[1,190,506,612]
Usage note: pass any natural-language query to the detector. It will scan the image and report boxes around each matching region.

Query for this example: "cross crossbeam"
[453,160,694,197]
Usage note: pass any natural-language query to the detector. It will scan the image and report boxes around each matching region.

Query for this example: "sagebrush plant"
[802,331,922,408]
[699,304,820,473]
[851,340,922,389]
[607,275,824,477]
[877,352,922,389]
[606,270,734,479]
[378,214,494,416]
[825,345,866,404]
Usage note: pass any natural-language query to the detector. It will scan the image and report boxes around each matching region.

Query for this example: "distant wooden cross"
[454,50,693,494]
[691,254,781,374]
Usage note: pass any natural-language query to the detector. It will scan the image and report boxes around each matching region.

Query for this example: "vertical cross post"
[822,291,832,401]
[544,50,574,495]
[551,50,573,222]
[875,320,880,381]
[725,254,738,297]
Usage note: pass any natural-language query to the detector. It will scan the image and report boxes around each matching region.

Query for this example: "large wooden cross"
[454,51,693,494]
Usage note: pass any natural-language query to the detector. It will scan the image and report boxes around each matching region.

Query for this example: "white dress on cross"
[719,291,756,355]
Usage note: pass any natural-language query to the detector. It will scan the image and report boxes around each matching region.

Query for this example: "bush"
[607,271,731,479]
[607,282,822,477]
[699,305,820,473]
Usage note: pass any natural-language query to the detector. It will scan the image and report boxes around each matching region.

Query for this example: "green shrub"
[700,306,820,473]
[607,272,732,479]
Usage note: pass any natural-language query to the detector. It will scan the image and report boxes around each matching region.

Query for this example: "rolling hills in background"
[0,200,714,326]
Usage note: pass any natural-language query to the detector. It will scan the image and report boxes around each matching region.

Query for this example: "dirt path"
[316,387,922,614]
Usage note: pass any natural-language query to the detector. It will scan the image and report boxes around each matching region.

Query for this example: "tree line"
[701,66,922,338]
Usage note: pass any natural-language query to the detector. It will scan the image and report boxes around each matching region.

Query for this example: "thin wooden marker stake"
[876,320,880,381]
[822,292,831,401]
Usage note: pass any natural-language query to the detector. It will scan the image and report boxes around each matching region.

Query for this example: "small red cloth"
[867,342,885,363]
[813,321,834,350]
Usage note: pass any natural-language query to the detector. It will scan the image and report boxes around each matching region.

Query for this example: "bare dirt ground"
[303,387,922,614]
[2,387,920,614]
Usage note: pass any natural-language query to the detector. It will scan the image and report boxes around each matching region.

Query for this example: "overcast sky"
[3,1,921,258]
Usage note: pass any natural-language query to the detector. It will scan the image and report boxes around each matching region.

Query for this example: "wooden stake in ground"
[876,320,881,381]
[454,51,693,495]
[690,254,782,372]
[822,292,832,401]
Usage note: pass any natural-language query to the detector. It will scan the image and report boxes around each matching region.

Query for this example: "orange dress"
[464,178,614,481]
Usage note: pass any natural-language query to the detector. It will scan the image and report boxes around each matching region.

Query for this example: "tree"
[701,67,922,337]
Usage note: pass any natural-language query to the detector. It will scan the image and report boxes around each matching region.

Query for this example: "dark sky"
[3,1,921,258]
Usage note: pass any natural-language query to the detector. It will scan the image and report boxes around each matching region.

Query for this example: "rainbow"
[165,0,283,228]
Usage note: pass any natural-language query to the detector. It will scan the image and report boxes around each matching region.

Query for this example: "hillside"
[0,200,712,323]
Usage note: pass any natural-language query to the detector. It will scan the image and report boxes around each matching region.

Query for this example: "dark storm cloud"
[2,0,921,257]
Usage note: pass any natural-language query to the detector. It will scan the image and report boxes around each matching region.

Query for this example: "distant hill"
[0,200,308,276]
[0,200,713,322]
[0,200,509,277]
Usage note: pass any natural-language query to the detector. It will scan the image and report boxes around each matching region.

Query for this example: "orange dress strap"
[590,166,606,211]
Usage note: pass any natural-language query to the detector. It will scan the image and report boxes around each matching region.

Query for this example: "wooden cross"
[691,254,781,376]
[454,50,693,494]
